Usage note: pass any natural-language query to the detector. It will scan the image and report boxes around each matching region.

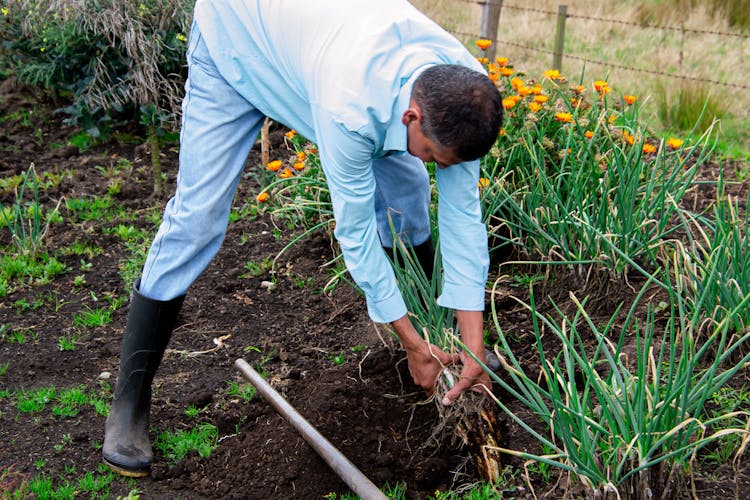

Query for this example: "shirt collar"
[381,66,432,154]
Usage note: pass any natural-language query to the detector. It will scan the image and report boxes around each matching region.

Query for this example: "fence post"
[552,4,568,71]
[480,0,503,61]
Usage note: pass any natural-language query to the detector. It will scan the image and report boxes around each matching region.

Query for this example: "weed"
[0,362,8,376]
[291,274,314,289]
[1,252,69,286]
[153,423,219,464]
[65,196,120,222]
[328,351,346,365]
[61,240,104,259]
[229,202,260,222]
[226,380,256,402]
[240,257,273,278]
[73,306,113,328]
[73,275,86,287]
[52,386,87,418]
[324,482,407,500]
[76,470,114,498]
[184,404,202,418]
[4,328,29,344]
[16,386,56,413]
[58,332,81,351]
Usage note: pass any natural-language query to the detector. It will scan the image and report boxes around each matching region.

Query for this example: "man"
[103,0,503,478]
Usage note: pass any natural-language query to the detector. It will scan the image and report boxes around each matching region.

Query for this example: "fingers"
[441,369,491,406]
[442,377,473,406]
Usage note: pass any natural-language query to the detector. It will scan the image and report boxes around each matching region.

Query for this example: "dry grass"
[412,0,750,154]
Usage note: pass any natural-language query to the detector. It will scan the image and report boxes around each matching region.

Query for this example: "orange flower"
[499,67,514,77]
[534,95,549,104]
[476,56,489,65]
[543,69,561,80]
[476,39,493,51]
[510,77,524,91]
[593,80,611,95]
[266,160,282,171]
[642,143,657,154]
[571,84,585,95]
[623,95,638,105]
[279,167,293,179]
[528,102,542,113]
[256,192,269,203]
[296,151,306,161]
[284,129,297,139]
[293,161,305,171]
[502,97,518,110]
[498,128,506,136]
[584,130,594,139]
[530,84,543,95]
[517,85,532,97]
[495,57,509,67]
[488,72,499,83]
[555,112,573,123]
[666,138,684,149]
[307,147,318,154]
[478,177,490,189]
[623,130,635,145]
[570,98,580,108]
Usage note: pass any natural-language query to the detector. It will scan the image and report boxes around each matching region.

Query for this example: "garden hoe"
[235,358,388,500]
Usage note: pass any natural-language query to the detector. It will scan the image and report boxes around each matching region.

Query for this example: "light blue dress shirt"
[189,0,490,323]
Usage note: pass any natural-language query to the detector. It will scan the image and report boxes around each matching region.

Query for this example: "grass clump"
[153,423,219,465]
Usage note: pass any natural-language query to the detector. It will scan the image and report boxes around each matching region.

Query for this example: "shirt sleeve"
[435,159,489,311]
[314,116,407,324]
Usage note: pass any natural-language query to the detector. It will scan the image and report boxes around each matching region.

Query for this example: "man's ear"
[401,101,422,126]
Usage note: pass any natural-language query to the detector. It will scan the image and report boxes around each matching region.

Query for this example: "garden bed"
[1,80,749,499]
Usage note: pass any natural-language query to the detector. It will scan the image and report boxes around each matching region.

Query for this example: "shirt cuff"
[366,290,408,324]
[437,282,486,312]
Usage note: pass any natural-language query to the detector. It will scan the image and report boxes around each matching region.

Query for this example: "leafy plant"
[153,423,219,465]
[481,72,712,280]
[328,351,346,365]
[65,196,119,222]
[16,386,56,413]
[225,381,256,403]
[486,273,750,497]
[0,164,61,258]
[678,180,750,335]
[72,306,113,328]
[58,333,81,352]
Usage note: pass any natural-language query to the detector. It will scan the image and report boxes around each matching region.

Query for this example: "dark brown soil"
[1,80,749,499]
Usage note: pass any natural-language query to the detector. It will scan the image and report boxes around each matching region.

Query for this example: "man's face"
[402,103,462,169]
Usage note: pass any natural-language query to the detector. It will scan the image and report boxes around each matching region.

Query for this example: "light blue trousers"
[139,25,431,301]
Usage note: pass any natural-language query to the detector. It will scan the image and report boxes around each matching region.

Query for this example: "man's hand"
[390,311,491,403]
[390,315,456,395]
[442,310,491,406]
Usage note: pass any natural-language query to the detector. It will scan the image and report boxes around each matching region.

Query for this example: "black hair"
[412,64,503,161]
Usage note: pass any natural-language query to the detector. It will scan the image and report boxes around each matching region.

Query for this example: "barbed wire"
[458,0,750,39]
[452,30,750,90]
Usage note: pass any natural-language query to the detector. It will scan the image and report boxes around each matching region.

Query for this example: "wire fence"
[446,0,750,91]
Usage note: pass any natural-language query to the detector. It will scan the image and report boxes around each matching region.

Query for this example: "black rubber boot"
[102,281,185,477]
[383,238,436,281]
[412,238,435,282]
